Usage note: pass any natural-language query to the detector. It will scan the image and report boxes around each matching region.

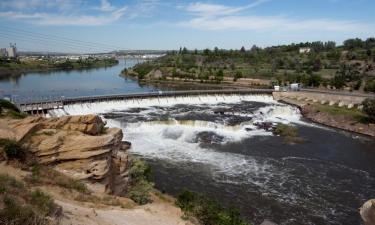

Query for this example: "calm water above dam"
[0,59,157,102]
[51,95,375,225]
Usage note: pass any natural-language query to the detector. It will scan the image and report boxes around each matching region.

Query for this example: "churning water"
[50,94,375,225]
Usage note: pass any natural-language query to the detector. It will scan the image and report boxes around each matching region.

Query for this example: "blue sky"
[0,0,374,52]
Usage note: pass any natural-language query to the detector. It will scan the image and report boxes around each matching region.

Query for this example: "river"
[51,95,375,225]
[0,59,156,102]
[1,60,374,225]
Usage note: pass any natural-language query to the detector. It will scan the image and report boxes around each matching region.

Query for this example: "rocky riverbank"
[0,114,191,225]
[277,97,375,137]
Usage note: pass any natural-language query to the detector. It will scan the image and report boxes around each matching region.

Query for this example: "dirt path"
[58,199,191,225]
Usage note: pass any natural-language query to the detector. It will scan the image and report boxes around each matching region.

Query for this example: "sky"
[0,0,374,52]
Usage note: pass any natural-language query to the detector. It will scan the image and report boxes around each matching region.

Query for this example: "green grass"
[26,164,90,194]
[313,103,365,119]
[0,174,59,225]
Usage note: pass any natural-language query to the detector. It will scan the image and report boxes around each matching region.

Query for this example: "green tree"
[362,98,375,120]
[233,71,243,81]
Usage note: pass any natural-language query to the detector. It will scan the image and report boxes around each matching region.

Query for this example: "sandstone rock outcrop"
[0,115,131,195]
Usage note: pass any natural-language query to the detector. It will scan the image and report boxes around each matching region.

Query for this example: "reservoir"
[0,59,155,102]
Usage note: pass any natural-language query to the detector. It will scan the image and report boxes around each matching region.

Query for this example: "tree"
[233,71,243,82]
[362,98,375,120]
[203,48,211,55]
[343,38,364,50]
[330,75,345,89]
[240,46,246,53]
[214,47,219,55]
[182,47,188,54]
[215,69,224,83]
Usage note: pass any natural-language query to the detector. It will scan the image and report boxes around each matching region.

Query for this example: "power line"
[0,33,105,53]
[0,25,127,50]
[0,25,128,53]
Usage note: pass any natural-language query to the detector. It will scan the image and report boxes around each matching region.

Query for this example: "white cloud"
[0,0,129,25]
[98,0,116,12]
[0,6,127,26]
[179,1,373,34]
[179,15,370,32]
[186,0,268,17]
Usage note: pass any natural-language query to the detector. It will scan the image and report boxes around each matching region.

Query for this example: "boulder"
[360,199,375,225]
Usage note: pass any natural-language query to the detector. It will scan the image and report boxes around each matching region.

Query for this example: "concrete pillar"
[338,101,345,107]
[347,103,354,109]
[320,100,327,104]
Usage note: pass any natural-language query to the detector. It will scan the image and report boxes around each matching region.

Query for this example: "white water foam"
[49,94,275,116]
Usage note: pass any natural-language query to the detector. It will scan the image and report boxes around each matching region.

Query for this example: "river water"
[0,59,156,102]
[51,95,375,225]
[2,60,374,225]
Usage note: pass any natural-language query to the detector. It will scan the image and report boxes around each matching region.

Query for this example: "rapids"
[49,94,375,225]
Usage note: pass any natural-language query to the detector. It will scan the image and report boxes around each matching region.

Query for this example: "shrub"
[274,124,297,137]
[127,158,154,204]
[30,189,55,216]
[0,139,25,160]
[26,164,89,194]
[273,124,304,144]
[127,180,153,205]
[362,98,375,120]
[0,174,58,225]
[0,99,20,112]
[176,190,251,225]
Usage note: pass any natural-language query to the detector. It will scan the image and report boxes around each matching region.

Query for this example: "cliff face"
[0,115,131,195]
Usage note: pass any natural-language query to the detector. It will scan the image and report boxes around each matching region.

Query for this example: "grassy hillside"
[124,38,375,91]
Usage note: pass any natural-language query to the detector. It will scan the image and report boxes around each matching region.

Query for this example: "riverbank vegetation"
[123,37,375,91]
[0,174,60,225]
[127,157,154,205]
[0,99,27,119]
[273,123,305,144]
[176,189,251,225]
[0,57,119,77]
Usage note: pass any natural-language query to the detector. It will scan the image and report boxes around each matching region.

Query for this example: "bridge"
[16,89,274,115]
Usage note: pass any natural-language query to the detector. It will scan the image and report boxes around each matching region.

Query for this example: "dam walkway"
[16,89,274,114]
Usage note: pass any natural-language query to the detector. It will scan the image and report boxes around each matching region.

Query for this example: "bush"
[127,158,154,204]
[26,164,89,194]
[362,98,375,119]
[176,190,251,225]
[0,99,20,112]
[0,174,58,225]
[273,124,304,144]
[0,139,25,160]
[127,180,154,205]
[30,189,56,216]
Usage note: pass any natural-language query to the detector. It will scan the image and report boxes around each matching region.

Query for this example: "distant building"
[299,47,311,54]
[6,46,17,58]
[0,48,6,58]
[0,44,17,58]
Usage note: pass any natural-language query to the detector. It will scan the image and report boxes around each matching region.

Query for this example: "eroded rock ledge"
[0,115,131,195]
